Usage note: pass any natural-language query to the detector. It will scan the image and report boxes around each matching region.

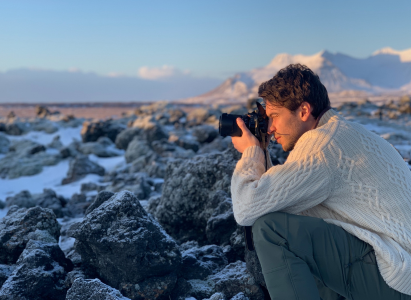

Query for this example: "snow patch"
[88,154,126,172]
[0,208,9,220]
[7,125,82,147]
[0,159,103,200]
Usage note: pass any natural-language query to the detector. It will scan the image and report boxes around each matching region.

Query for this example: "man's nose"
[268,119,275,135]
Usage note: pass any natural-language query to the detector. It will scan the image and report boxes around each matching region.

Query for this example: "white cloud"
[106,72,125,78]
[138,65,190,80]
[68,67,81,73]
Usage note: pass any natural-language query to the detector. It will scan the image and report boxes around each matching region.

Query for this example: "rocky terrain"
[0,97,411,299]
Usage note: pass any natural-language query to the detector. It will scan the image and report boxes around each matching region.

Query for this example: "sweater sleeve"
[231,145,331,226]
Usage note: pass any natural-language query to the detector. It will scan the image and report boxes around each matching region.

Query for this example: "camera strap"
[244,226,255,251]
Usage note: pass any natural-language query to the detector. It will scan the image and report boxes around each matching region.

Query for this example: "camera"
[219,101,270,147]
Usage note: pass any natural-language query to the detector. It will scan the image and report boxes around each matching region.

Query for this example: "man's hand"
[231,118,260,153]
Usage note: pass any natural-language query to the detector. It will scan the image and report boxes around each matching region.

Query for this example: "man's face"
[265,102,312,152]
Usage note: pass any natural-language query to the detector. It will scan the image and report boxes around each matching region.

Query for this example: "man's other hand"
[231,118,260,153]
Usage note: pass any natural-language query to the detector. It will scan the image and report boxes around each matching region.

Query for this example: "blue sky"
[1,0,410,79]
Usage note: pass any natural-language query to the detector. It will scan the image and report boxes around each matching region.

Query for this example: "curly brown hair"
[258,64,330,119]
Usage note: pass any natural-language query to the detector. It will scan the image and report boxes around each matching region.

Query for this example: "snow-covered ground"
[6,126,83,147]
[0,124,125,217]
[0,157,124,200]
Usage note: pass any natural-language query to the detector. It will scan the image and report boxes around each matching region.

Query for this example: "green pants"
[252,212,411,300]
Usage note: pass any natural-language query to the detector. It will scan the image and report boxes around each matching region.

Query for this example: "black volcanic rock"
[0,265,14,289]
[142,159,167,178]
[64,268,86,290]
[63,193,91,217]
[79,136,122,157]
[62,155,105,184]
[33,188,67,218]
[230,292,250,300]
[169,277,192,300]
[31,119,59,133]
[105,172,152,200]
[81,119,126,143]
[66,278,131,300]
[130,116,168,144]
[169,134,200,152]
[192,125,218,143]
[244,249,266,291]
[119,272,178,300]
[115,127,141,150]
[68,191,181,300]
[47,135,64,149]
[85,190,115,216]
[185,107,221,127]
[4,122,28,136]
[154,146,241,243]
[203,292,225,300]
[206,194,237,246]
[151,139,195,159]
[35,105,53,118]
[5,190,36,208]
[146,194,162,216]
[226,226,246,263]
[0,206,60,265]
[186,261,264,300]
[124,139,157,164]
[8,139,45,155]
[197,136,232,155]
[168,107,186,122]
[60,140,81,159]
[0,239,73,300]
[80,182,106,193]
[207,261,264,300]
[180,244,228,280]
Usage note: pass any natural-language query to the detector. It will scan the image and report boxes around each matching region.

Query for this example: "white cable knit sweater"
[231,109,411,295]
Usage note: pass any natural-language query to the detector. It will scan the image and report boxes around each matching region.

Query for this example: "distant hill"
[180,47,411,105]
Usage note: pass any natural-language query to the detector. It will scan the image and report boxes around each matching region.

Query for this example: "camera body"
[219,101,270,146]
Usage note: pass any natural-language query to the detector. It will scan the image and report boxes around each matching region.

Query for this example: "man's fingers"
[236,118,247,132]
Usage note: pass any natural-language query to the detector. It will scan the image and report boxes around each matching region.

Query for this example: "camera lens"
[219,113,243,137]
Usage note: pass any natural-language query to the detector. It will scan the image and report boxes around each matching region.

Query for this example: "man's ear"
[300,102,313,121]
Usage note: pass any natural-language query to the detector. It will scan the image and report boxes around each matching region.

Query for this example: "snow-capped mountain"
[181,47,411,104]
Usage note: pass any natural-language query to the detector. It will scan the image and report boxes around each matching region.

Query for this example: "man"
[231,64,411,300]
